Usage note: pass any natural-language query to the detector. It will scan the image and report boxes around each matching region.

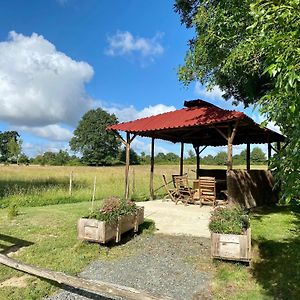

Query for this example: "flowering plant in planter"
[86,196,138,224]
[209,205,249,234]
[209,205,251,262]
[78,197,144,244]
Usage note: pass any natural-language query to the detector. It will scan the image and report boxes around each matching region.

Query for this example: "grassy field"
[0,164,267,208]
[0,202,299,299]
[3,163,289,300]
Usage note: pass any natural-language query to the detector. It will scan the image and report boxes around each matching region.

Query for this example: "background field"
[0,164,267,208]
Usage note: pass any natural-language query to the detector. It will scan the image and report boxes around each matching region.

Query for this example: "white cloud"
[19,124,73,141]
[105,103,176,123]
[106,31,164,63]
[131,137,169,155]
[0,31,94,127]
[195,82,224,100]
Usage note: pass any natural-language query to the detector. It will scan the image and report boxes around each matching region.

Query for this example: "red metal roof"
[107,99,250,133]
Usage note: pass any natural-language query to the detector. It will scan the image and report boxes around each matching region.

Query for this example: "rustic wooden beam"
[180,142,184,176]
[124,132,130,199]
[227,121,239,171]
[0,254,171,300]
[112,130,127,146]
[277,141,281,151]
[246,143,251,171]
[194,145,200,179]
[268,142,272,168]
[150,138,155,200]
[213,126,228,141]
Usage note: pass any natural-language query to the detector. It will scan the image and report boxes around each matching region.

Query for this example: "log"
[0,254,172,300]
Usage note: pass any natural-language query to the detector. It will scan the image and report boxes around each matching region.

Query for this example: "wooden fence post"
[69,172,73,196]
[92,175,97,208]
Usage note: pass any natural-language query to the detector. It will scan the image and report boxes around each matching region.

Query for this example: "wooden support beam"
[180,142,184,176]
[268,142,272,168]
[112,130,127,146]
[194,145,200,179]
[124,132,131,199]
[277,141,281,152]
[150,138,155,200]
[227,121,239,171]
[246,143,250,171]
[0,254,171,300]
[214,126,228,141]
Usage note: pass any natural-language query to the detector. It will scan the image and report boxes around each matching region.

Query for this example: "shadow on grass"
[0,233,34,255]
[251,205,300,299]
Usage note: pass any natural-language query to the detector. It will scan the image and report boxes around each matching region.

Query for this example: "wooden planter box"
[77,207,144,244]
[211,228,251,262]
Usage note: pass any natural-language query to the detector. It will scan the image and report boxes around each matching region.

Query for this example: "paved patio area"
[137,200,212,238]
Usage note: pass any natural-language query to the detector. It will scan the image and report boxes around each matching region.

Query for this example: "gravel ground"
[46,234,211,300]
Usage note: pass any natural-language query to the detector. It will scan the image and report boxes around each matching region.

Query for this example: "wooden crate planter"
[211,228,251,262]
[78,207,144,244]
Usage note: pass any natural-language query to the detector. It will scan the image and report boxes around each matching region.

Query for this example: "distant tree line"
[0,108,266,167]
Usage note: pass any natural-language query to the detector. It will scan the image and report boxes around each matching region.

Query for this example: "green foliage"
[209,205,249,234]
[7,138,22,164]
[251,147,266,165]
[7,203,19,219]
[32,150,82,166]
[175,0,300,201]
[70,108,121,166]
[86,197,138,223]
[214,151,227,165]
[119,148,140,165]
[0,131,20,162]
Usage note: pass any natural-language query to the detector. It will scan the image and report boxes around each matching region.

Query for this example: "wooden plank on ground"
[0,254,172,300]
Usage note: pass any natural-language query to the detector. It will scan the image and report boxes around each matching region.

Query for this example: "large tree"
[0,131,20,162]
[70,108,121,166]
[175,0,300,201]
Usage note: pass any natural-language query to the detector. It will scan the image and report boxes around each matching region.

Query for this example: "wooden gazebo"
[107,100,285,207]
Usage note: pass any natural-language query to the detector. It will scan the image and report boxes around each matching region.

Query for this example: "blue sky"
[0,0,274,158]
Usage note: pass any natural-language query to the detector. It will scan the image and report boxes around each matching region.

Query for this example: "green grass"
[0,201,155,299]
[210,205,300,300]
[0,164,267,208]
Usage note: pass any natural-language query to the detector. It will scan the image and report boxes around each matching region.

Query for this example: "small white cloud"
[19,124,73,141]
[105,31,164,63]
[105,103,176,123]
[0,31,94,127]
[195,82,224,100]
[131,137,169,155]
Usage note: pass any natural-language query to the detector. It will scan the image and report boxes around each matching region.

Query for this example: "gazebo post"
[268,142,272,168]
[246,143,251,171]
[277,141,281,152]
[150,137,155,200]
[194,145,200,179]
[124,132,131,199]
[180,142,184,176]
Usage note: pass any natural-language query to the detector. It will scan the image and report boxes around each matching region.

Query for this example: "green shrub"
[209,205,249,234]
[7,204,19,219]
[86,196,138,223]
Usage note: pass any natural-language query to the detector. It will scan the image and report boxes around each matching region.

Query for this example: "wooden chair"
[173,175,195,205]
[162,174,178,202]
[198,176,217,207]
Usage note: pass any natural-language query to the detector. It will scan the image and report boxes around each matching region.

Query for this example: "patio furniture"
[173,175,196,205]
[198,176,217,207]
[162,174,178,202]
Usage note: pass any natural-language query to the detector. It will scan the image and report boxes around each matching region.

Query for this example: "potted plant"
[209,205,251,262]
[78,197,144,244]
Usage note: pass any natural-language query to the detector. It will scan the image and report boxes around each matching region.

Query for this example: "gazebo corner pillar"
[246,143,251,171]
[150,137,155,201]
[194,145,200,179]
[180,142,184,176]
[227,122,239,171]
[116,131,136,200]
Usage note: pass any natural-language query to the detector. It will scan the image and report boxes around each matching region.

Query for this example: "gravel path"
[46,235,211,300]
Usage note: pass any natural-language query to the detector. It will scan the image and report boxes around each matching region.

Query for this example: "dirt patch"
[0,275,30,288]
